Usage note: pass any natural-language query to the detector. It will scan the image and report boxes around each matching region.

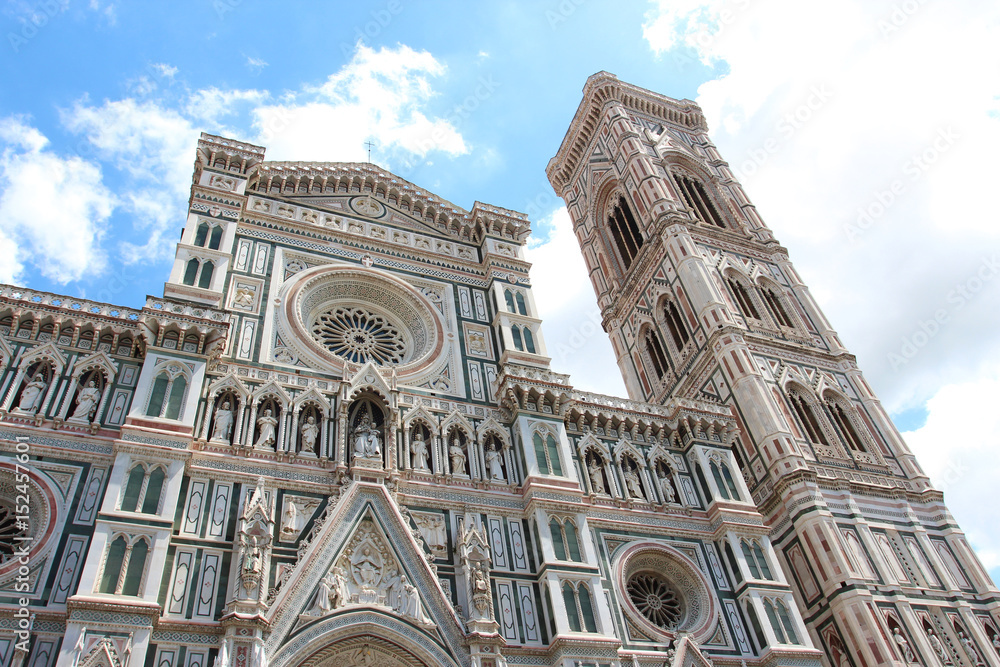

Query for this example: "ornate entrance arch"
[271,612,461,667]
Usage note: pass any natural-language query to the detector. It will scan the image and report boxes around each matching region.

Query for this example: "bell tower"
[548,72,1000,666]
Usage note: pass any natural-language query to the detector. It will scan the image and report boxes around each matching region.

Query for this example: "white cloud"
[0,117,115,284]
[244,56,268,74]
[526,207,627,396]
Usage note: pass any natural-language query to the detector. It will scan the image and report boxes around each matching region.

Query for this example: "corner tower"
[548,72,1000,666]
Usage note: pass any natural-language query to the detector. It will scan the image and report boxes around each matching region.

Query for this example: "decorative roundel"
[614,541,717,642]
[277,265,445,377]
[0,463,58,583]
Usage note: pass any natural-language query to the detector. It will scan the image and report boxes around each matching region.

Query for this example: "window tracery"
[311,306,406,365]
[606,192,644,270]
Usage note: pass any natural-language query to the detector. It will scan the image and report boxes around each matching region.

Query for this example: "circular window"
[614,542,717,642]
[277,265,445,378]
[311,306,406,364]
[627,572,683,631]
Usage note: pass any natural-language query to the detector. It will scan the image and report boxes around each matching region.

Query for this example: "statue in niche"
[449,435,466,475]
[410,430,429,471]
[623,461,644,499]
[927,628,951,664]
[658,466,677,503]
[70,379,101,421]
[17,374,47,413]
[959,631,982,665]
[243,535,263,574]
[211,400,234,441]
[587,456,605,493]
[300,416,319,454]
[280,500,307,539]
[485,444,504,481]
[893,627,915,663]
[353,413,382,459]
[254,409,278,448]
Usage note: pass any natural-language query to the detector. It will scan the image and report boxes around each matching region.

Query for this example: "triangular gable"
[265,483,467,667]
[251,379,291,407]
[346,362,395,405]
[476,416,510,448]
[439,408,474,439]
[670,636,714,667]
[72,350,119,380]
[207,373,251,400]
[291,386,331,416]
[19,341,67,374]
[402,404,439,434]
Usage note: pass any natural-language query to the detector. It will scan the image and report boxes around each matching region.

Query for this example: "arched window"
[511,326,524,352]
[644,331,668,380]
[120,464,167,514]
[198,261,215,289]
[788,392,829,446]
[741,539,773,579]
[121,465,146,512]
[208,225,223,250]
[673,173,726,228]
[607,194,644,269]
[145,364,189,420]
[194,222,210,247]
[709,459,739,500]
[764,599,799,644]
[550,518,567,561]
[761,285,794,328]
[100,536,127,593]
[515,292,527,316]
[827,400,867,452]
[523,327,536,354]
[720,461,740,500]
[562,581,598,633]
[549,518,582,562]
[663,300,690,350]
[532,431,563,476]
[728,278,761,320]
[504,290,516,312]
[121,538,149,596]
[183,258,200,286]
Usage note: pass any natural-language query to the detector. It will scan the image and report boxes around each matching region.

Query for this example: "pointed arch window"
[764,598,800,645]
[532,431,563,476]
[198,261,215,289]
[182,257,216,290]
[607,194,644,270]
[120,463,167,514]
[511,325,524,352]
[515,292,527,316]
[522,327,536,354]
[644,331,669,380]
[549,517,582,562]
[504,289,516,312]
[208,225,223,250]
[194,222,210,247]
[709,458,740,500]
[145,365,189,420]
[562,581,598,633]
[741,539,773,580]
[788,393,829,446]
[761,285,795,328]
[728,278,761,320]
[663,299,690,350]
[827,400,867,452]
[183,259,200,286]
[99,535,150,596]
[674,173,726,228]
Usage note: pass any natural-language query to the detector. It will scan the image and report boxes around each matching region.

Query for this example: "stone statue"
[623,464,644,499]
[927,628,951,664]
[329,566,348,609]
[411,430,429,471]
[894,627,915,663]
[353,414,381,459]
[992,634,1000,654]
[351,546,382,587]
[211,400,234,441]
[449,435,466,475]
[588,458,605,493]
[243,536,262,574]
[659,468,677,503]
[17,374,47,413]
[309,574,333,615]
[72,627,87,667]
[383,566,402,611]
[254,409,277,449]
[280,501,299,538]
[398,575,427,622]
[486,445,504,481]
[70,379,100,421]
[959,631,982,665]
[300,416,319,454]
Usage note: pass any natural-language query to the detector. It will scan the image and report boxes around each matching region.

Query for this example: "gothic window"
[606,194,644,270]
[709,457,740,500]
[673,173,726,228]
[663,299,690,351]
[549,518,582,562]
[763,598,800,644]
[198,261,215,289]
[208,225,223,250]
[935,541,972,589]
[741,539,773,580]
[788,392,830,447]
[182,258,216,289]
[532,430,563,476]
[145,363,189,420]
[183,258,200,285]
[826,399,868,453]
[99,535,150,596]
[504,289,516,312]
[561,581,598,632]
[522,327,537,354]
[511,325,524,352]
[194,222,210,247]
[727,278,762,320]
[876,533,909,583]
[515,292,527,316]
[760,283,795,328]
[644,330,669,380]
[120,463,166,514]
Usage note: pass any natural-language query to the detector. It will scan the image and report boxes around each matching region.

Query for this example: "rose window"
[626,573,683,631]
[310,306,406,365]
[0,505,24,562]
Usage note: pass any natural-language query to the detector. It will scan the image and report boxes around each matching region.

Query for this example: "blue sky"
[2,1,999,581]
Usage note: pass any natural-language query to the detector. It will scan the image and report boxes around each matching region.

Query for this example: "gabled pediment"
[670,636,714,667]
[265,483,467,667]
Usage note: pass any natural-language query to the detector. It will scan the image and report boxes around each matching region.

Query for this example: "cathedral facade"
[0,73,995,667]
